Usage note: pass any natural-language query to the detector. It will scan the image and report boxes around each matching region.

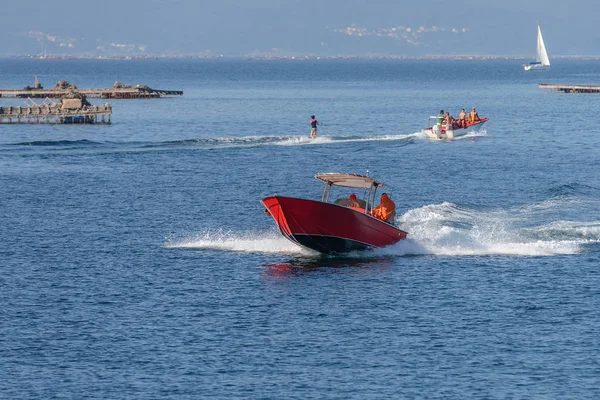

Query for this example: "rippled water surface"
[1,59,599,399]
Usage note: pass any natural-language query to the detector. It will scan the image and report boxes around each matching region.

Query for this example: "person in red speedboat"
[348,193,360,207]
[373,193,396,223]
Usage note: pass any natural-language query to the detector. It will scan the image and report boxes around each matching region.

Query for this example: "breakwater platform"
[539,83,600,93]
[0,79,183,99]
[0,96,111,125]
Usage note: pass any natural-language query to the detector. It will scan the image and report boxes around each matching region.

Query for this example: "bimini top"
[315,173,384,189]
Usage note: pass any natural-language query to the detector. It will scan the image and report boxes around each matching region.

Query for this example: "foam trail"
[9,139,102,147]
[418,128,487,141]
[275,132,419,146]
[165,229,310,255]
[166,199,599,258]
[8,133,420,153]
[454,129,488,140]
[159,132,419,149]
[375,237,581,257]
[381,200,598,257]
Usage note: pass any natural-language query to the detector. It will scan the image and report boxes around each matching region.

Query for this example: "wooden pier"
[0,97,111,125]
[0,79,183,99]
[539,83,600,93]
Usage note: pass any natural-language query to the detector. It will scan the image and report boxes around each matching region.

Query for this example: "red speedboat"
[261,173,408,254]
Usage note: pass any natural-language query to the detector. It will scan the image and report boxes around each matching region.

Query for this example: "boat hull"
[523,64,550,71]
[261,196,408,254]
[425,118,488,140]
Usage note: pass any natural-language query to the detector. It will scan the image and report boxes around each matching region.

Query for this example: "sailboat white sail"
[524,24,550,71]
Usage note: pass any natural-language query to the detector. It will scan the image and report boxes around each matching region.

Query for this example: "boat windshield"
[316,173,384,213]
[427,116,438,128]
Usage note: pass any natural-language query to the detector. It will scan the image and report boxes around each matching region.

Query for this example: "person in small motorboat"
[309,115,319,138]
[436,110,444,126]
[458,108,467,128]
[444,112,454,129]
[469,107,480,123]
[373,193,396,223]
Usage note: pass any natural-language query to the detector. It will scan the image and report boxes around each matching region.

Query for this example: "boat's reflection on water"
[262,255,394,280]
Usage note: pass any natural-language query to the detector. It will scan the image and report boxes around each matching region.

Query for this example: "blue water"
[1,59,599,398]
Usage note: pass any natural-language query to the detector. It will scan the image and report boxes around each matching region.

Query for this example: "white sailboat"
[523,24,550,71]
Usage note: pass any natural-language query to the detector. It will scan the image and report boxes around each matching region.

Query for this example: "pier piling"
[0,96,111,125]
[0,80,183,99]
[539,83,600,93]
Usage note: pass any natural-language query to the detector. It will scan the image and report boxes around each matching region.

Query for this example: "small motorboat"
[424,116,488,140]
[261,173,408,254]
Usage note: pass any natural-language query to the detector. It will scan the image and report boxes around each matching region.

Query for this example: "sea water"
[1,59,599,398]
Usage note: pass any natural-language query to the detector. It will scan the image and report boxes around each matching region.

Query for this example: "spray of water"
[166,198,599,257]
[165,229,310,255]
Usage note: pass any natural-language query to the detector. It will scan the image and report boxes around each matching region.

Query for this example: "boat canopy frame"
[316,173,383,214]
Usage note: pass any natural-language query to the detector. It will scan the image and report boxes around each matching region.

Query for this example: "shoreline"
[2,54,600,61]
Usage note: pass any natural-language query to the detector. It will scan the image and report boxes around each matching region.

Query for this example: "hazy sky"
[2,0,599,56]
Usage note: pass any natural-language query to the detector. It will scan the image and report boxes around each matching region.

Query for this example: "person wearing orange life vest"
[372,193,396,223]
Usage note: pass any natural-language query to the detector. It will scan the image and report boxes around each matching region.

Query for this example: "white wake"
[166,199,599,257]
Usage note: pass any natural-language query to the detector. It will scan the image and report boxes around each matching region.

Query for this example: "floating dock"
[0,79,183,99]
[539,83,600,93]
[0,97,111,125]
